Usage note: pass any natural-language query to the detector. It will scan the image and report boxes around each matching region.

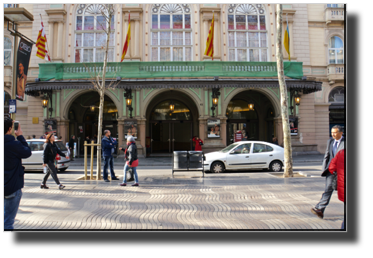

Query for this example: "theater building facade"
[4,4,345,156]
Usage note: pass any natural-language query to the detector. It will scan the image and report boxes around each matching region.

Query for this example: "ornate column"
[198,117,207,142]
[122,7,142,61]
[48,22,54,58]
[57,21,64,59]
[137,118,146,157]
[219,117,227,146]
[46,8,67,62]
[117,119,125,150]
[200,7,221,60]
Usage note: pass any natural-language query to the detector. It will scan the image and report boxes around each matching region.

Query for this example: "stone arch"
[223,88,281,118]
[141,88,202,118]
[62,89,122,120]
[326,84,344,104]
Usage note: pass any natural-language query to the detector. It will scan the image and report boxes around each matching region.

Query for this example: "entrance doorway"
[68,93,118,156]
[227,121,258,144]
[148,99,193,154]
[150,121,192,153]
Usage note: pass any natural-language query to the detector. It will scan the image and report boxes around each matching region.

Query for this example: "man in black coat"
[311,125,345,219]
[68,135,75,161]
[4,117,32,230]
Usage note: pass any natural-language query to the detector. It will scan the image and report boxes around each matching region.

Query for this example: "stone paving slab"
[13,169,343,231]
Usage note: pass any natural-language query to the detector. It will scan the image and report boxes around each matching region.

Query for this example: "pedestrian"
[119,136,139,186]
[4,117,32,230]
[192,136,204,151]
[272,137,278,145]
[41,133,67,190]
[32,135,36,139]
[328,149,345,230]
[68,135,75,161]
[101,130,119,182]
[311,125,345,219]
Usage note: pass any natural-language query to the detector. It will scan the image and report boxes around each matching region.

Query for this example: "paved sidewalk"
[69,154,324,167]
[14,167,343,231]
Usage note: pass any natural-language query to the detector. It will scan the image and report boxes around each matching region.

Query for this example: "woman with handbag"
[41,133,67,190]
[192,136,203,151]
[119,136,139,187]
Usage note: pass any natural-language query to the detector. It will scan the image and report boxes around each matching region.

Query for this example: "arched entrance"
[145,90,199,154]
[68,92,118,156]
[226,90,276,144]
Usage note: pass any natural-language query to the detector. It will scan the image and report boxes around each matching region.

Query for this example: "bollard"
[84,141,87,180]
[90,140,94,179]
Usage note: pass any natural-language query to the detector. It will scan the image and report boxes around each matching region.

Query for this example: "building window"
[4,4,16,8]
[151,4,192,61]
[327,4,343,8]
[227,4,268,62]
[4,37,11,65]
[328,86,344,103]
[75,4,115,63]
[329,36,344,64]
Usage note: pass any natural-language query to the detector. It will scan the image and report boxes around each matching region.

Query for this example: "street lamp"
[124,89,133,118]
[169,100,175,113]
[41,95,48,108]
[294,92,301,106]
[248,101,254,111]
[90,105,95,112]
[211,88,220,117]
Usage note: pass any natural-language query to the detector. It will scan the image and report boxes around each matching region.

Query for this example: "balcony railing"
[325,7,344,24]
[327,64,344,81]
[38,61,304,81]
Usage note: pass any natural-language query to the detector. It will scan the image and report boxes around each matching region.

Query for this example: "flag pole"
[128,10,131,60]
[39,14,52,62]
[212,10,214,61]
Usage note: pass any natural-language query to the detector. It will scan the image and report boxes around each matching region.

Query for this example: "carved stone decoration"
[152,4,190,14]
[232,4,266,15]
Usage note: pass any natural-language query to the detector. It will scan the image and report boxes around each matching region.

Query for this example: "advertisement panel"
[16,39,33,101]
[124,120,138,139]
[207,118,220,138]
[44,119,57,135]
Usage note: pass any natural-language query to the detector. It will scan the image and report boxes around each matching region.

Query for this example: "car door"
[23,141,44,170]
[249,143,273,168]
[225,143,252,170]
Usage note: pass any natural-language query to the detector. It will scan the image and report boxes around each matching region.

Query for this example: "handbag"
[332,172,338,191]
[199,140,203,146]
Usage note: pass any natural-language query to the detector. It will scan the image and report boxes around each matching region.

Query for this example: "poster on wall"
[16,38,33,101]
[207,118,220,138]
[44,119,57,134]
[124,120,138,139]
[289,117,298,136]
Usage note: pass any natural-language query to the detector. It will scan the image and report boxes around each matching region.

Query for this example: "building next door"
[150,121,192,153]
[148,99,194,154]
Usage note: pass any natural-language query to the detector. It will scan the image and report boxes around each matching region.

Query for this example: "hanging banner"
[16,38,33,101]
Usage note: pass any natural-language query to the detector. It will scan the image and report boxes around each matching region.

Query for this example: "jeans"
[122,163,138,184]
[43,161,61,185]
[4,188,22,230]
[315,172,334,212]
[103,156,116,180]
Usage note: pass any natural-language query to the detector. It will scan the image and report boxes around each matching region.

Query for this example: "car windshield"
[220,143,239,153]
[55,141,68,151]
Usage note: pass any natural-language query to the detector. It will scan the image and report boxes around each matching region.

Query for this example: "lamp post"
[124,89,133,118]
[169,100,175,113]
[211,88,220,117]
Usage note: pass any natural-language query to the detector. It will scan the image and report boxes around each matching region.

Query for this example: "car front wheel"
[211,161,225,173]
[269,161,282,172]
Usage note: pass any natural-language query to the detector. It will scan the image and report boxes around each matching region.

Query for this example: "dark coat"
[4,135,32,196]
[68,138,75,149]
[43,142,66,164]
[321,137,345,176]
[102,136,117,157]
[121,143,138,165]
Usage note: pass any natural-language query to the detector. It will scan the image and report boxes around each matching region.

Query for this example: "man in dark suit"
[311,125,345,219]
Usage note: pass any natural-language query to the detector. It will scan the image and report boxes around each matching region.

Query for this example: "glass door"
[227,121,258,145]
[172,122,192,151]
[151,122,171,153]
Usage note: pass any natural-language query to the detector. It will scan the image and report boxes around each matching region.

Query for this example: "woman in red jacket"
[328,149,345,229]
[192,136,203,151]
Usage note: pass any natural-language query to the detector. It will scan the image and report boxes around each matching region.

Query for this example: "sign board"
[124,120,138,139]
[289,116,298,136]
[207,118,220,138]
[44,119,57,134]
[234,131,243,142]
[9,99,16,113]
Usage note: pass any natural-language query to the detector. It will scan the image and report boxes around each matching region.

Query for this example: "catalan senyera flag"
[204,13,214,60]
[284,15,290,61]
[121,13,131,62]
[36,16,51,61]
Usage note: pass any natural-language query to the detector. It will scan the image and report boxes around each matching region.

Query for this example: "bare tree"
[276,4,293,177]
[85,4,120,179]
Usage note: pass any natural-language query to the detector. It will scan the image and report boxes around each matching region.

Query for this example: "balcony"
[325,7,344,24]
[38,61,304,81]
[327,64,344,83]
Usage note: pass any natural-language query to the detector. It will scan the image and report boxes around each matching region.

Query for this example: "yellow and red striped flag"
[121,13,131,62]
[36,16,51,61]
[204,13,214,60]
[284,14,290,61]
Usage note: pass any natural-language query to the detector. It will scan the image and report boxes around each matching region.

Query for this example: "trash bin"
[173,151,188,169]
[188,151,203,169]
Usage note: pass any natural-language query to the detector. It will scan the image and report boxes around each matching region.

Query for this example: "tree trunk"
[276,4,293,178]
[96,7,112,179]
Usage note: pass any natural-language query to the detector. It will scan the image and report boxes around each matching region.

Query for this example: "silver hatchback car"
[23,139,70,172]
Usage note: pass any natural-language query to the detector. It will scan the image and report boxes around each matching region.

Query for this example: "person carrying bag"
[41,133,67,190]
[119,136,139,187]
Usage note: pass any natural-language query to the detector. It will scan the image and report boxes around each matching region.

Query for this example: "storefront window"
[227,99,258,119]
[150,100,191,120]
